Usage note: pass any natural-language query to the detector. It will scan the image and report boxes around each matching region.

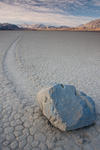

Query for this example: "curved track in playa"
[0,31,100,150]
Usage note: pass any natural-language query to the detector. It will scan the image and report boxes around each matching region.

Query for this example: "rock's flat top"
[37,84,96,131]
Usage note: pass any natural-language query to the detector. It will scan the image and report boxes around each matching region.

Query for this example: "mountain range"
[73,19,100,31]
[18,24,69,30]
[0,19,100,31]
[0,23,20,30]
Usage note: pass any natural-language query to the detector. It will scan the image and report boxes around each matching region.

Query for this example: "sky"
[0,0,100,26]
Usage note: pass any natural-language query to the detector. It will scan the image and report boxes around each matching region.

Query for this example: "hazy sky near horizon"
[0,0,100,26]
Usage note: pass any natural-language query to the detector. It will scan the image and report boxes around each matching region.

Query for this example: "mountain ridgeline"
[0,19,100,31]
[74,19,100,31]
[0,23,20,30]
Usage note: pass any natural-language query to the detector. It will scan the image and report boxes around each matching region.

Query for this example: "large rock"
[37,84,96,131]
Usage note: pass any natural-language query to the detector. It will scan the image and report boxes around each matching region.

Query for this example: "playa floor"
[0,31,100,150]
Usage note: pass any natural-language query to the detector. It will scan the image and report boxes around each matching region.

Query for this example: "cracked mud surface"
[0,31,100,150]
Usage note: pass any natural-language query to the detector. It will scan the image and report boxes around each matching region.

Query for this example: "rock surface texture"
[37,84,96,131]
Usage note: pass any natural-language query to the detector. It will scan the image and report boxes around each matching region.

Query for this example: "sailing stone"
[37,84,96,131]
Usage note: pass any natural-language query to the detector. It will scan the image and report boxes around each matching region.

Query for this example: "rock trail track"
[0,31,100,150]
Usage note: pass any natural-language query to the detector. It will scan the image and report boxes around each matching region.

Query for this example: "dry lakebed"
[0,31,100,150]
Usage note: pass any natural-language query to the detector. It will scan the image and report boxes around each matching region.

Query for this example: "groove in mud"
[2,34,37,104]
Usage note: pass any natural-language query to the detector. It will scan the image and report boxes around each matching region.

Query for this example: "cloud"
[92,0,100,6]
[1,0,88,13]
[0,1,99,26]
[0,1,94,26]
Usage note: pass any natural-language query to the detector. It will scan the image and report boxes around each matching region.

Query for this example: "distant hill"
[13,20,100,31]
[17,20,100,31]
[0,23,69,30]
[72,19,100,31]
[0,19,100,31]
[83,19,100,29]
[19,24,69,30]
[19,24,47,30]
[0,23,20,30]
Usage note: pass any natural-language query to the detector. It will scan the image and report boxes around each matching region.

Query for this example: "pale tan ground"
[0,31,100,150]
